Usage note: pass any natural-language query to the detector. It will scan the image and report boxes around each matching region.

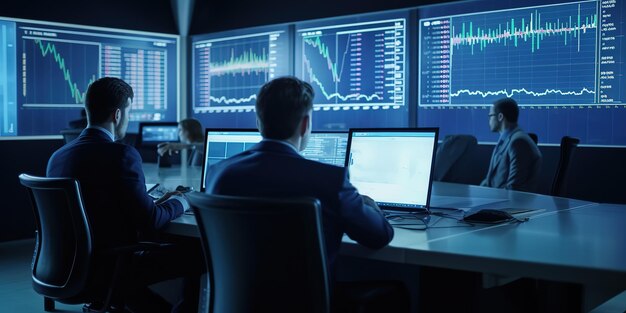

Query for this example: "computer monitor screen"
[139,122,179,146]
[200,130,263,191]
[295,11,409,129]
[191,25,291,129]
[418,0,626,146]
[346,128,438,211]
[0,17,179,138]
[302,132,348,167]
[200,130,349,190]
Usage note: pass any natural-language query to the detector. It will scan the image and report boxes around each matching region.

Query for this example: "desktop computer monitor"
[200,129,263,191]
[139,122,179,147]
[301,132,348,167]
[200,130,350,191]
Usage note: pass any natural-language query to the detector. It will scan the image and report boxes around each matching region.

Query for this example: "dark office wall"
[2,0,178,33]
[0,140,64,242]
[189,0,458,34]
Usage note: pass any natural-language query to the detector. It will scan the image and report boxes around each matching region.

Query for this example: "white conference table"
[144,163,626,311]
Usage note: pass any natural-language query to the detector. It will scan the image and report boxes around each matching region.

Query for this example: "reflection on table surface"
[143,163,203,192]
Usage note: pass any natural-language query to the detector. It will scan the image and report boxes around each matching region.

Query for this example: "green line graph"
[303,35,347,83]
[33,39,96,104]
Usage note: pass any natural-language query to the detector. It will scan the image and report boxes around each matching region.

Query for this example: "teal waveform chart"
[420,0,599,106]
[23,38,99,108]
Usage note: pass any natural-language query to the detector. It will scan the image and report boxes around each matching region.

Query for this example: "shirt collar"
[261,138,299,153]
[88,126,115,142]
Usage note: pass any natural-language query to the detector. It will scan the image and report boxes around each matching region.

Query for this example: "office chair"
[528,133,539,145]
[187,193,330,313]
[60,128,83,144]
[433,134,477,182]
[550,136,580,197]
[19,174,166,312]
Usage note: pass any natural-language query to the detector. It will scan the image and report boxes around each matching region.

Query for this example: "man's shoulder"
[51,137,138,164]
[507,130,541,157]
[508,129,534,145]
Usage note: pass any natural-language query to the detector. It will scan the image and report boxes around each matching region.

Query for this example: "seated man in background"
[204,76,406,311]
[481,97,542,192]
[47,77,202,313]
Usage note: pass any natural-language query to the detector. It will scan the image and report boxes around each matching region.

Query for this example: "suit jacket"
[47,128,183,249]
[481,127,542,192]
[204,140,394,270]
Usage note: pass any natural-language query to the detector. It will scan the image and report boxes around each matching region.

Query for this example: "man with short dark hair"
[204,76,394,271]
[204,76,408,311]
[481,97,542,191]
[47,77,200,312]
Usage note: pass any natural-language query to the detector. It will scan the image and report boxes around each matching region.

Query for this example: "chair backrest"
[187,193,330,313]
[433,134,477,182]
[60,129,83,144]
[551,136,580,197]
[528,133,539,145]
[19,174,93,300]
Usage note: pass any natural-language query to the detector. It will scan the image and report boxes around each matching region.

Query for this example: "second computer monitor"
[200,130,349,191]
[301,132,348,167]
[139,122,179,147]
[346,128,439,212]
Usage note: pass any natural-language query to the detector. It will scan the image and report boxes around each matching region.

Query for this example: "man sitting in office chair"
[481,97,542,192]
[204,76,407,311]
[47,77,202,313]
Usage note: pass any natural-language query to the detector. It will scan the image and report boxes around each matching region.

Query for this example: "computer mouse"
[463,209,514,223]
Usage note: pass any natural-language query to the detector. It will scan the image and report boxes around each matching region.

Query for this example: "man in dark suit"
[481,97,542,192]
[47,77,200,313]
[203,77,405,311]
[204,76,394,272]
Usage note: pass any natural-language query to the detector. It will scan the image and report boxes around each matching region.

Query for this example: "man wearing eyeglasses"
[481,97,542,192]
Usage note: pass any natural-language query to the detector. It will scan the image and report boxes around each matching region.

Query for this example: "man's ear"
[113,108,122,125]
[256,118,262,133]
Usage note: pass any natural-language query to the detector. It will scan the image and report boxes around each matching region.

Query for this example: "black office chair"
[187,193,330,313]
[550,136,580,197]
[19,174,164,312]
[528,133,539,145]
[60,128,83,144]
[433,134,477,182]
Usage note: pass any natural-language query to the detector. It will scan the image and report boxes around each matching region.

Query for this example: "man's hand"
[362,195,381,210]
[157,142,183,156]
[155,190,183,205]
